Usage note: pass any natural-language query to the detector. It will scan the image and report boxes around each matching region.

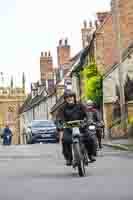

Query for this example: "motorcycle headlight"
[27,127,31,133]
[88,125,96,130]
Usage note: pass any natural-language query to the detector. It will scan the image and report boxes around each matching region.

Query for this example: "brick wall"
[57,39,71,67]
[96,0,133,74]
[111,0,133,51]
[104,102,128,138]
[40,51,54,81]
[96,15,118,74]
[128,102,133,119]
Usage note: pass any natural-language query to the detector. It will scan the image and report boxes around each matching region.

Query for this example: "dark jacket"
[86,107,101,123]
[57,102,88,143]
[57,102,87,126]
[3,127,12,137]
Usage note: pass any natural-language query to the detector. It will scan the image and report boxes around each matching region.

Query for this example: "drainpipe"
[78,73,82,102]
[75,71,82,102]
[33,107,35,120]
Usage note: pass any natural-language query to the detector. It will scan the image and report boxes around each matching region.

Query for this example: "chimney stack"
[97,12,110,24]
[57,38,70,67]
[89,21,92,28]
[40,50,53,84]
[81,20,95,48]
[65,38,68,46]
[57,38,71,81]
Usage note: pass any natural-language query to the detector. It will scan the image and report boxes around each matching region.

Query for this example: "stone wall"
[0,98,25,144]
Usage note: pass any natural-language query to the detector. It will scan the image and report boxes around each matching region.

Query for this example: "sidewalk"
[103,138,133,151]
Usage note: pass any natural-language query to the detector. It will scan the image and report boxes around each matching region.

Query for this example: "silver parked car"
[26,120,59,144]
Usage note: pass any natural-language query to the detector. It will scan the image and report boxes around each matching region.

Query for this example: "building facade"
[0,85,26,144]
[103,43,133,138]
[19,85,56,144]
[96,0,133,138]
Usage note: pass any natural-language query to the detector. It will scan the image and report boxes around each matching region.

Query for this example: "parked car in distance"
[25,120,59,144]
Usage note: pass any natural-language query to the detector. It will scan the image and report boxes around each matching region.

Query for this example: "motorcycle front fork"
[72,142,88,167]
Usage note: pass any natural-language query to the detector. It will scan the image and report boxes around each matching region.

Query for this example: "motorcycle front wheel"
[73,142,86,177]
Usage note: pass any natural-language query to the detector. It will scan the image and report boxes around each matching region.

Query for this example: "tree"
[81,62,103,108]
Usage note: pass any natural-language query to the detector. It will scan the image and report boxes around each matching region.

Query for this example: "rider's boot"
[66,159,72,166]
[88,155,96,162]
[84,158,89,165]
[72,159,78,168]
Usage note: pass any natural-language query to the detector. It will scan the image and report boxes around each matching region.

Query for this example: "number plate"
[88,125,96,130]
[42,134,51,138]
[73,127,80,136]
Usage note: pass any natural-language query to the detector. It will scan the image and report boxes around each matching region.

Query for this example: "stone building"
[0,74,26,144]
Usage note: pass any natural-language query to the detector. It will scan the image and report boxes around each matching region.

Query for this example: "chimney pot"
[83,20,87,28]
[59,39,62,46]
[65,38,68,46]
[89,21,92,28]
[48,51,51,56]
[41,52,43,56]
[44,52,47,57]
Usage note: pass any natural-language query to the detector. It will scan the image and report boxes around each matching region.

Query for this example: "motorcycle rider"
[57,91,97,166]
[85,100,104,149]
[2,124,12,145]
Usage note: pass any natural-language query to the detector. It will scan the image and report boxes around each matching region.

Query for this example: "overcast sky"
[0,0,110,91]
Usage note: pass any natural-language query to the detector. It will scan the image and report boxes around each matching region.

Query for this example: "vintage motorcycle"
[1,134,12,145]
[63,119,97,177]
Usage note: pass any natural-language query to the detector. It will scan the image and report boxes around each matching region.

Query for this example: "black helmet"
[64,90,76,101]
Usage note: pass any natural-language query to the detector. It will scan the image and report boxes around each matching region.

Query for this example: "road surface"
[0,144,132,200]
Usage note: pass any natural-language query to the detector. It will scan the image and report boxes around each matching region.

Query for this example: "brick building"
[111,0,133,51]
[95,0,133,138]
[96,13,117,74]
[96,0,133,74]
[40,51,55,90]
[56,38,71,82]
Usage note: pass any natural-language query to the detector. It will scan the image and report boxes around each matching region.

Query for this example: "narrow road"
[0,144,132,200]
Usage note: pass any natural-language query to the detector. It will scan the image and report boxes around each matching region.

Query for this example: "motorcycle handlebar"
[63,120,103,128]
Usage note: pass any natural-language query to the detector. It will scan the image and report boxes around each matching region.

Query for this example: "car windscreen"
[31,121,55,128]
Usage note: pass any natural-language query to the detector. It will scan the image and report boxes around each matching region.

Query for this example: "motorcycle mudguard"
[72,127,80,143]
[73,138,80,143]
[72,127,80,136]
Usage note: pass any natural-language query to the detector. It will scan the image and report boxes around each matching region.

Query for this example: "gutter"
[103,142,128,151]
